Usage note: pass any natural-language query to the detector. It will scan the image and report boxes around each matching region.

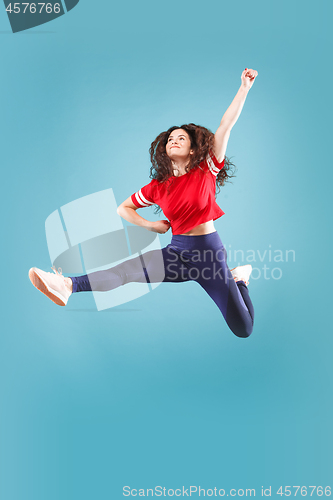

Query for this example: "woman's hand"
[241,68,258,90]
[149,220,171,234]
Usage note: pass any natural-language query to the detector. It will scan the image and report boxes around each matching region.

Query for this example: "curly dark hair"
[149,123,236,200]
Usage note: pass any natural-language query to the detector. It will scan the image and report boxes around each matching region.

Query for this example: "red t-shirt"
[131,152,225,235]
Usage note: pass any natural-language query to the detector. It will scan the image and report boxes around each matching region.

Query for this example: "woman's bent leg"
[225,279,254,338]
[180,232,254,338]
[197,261,254,338]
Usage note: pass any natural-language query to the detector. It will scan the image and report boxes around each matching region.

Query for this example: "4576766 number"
[6,3,61,14]
[277,486,331,496]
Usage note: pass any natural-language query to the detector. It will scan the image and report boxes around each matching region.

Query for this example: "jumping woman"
[29,68,258,338]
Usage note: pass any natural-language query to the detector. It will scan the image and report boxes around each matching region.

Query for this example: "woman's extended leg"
[29,245,189,305]
[70,245,190,293]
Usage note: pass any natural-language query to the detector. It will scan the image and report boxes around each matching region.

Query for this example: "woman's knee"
[228,318,253,338]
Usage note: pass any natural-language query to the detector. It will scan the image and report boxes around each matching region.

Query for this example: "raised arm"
[213,68,258,162]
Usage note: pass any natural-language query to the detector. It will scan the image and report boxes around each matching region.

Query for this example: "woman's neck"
[172,159,190,177]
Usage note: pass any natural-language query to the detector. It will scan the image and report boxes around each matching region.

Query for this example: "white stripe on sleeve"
[206,155,221,176]
[138,189,154,206]
[135,192,147,206]
[135,190,154,207]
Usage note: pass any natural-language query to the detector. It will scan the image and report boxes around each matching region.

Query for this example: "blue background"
[0,0,332,498]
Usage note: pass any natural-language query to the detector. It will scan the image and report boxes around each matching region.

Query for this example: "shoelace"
[51,266,71,294]
[51,266,63,277]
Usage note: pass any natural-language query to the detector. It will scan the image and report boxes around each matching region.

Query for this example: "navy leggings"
[71,231,254,338]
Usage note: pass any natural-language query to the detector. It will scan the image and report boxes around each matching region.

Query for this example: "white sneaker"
[29,266,72,306]
[230,265,253,286]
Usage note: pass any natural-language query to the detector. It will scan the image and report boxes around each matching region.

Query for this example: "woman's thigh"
[195,256,247,317]
[143,245,190,283]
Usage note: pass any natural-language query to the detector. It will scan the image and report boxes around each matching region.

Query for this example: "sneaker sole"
[29,268,67,306]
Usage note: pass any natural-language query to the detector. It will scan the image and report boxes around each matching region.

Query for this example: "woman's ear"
[190,150,194,155]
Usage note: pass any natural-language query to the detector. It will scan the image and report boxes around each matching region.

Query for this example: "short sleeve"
[131,180,156,208]
[206,151,225,177]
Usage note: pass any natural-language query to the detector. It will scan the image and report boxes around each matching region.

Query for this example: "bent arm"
[214,68,258,162]
[117,197,170,234]
[117,197,151,229]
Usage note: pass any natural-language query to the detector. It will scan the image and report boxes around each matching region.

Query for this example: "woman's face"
[165,129,193,161]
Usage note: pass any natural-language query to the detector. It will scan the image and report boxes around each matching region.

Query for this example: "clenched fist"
[241,68,258,90]
[149,220,171,234]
